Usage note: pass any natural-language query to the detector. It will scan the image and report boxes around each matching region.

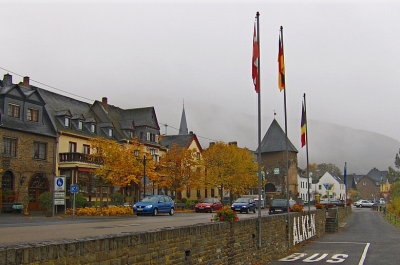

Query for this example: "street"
[0,209,270,246]
[269,207,400,265]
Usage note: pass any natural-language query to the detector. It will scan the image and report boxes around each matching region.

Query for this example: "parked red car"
[194,198,222,213]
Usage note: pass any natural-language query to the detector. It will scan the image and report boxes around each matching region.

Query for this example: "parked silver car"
[354,199,374,208]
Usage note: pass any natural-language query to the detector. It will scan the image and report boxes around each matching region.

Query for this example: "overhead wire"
[0,66,222,143]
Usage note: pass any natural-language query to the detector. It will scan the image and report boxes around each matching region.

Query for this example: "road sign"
[54,176,66,192]
[54,192,65,199]
[70,184,79,193]
[274,168,280,175]
[54,199,65,205]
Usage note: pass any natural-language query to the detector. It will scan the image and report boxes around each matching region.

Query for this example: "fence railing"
[59,152,102,164]
[385,210,400,227]
[374,205,400,227]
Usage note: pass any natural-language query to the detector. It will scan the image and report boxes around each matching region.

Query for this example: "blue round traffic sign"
[56,178,64,187]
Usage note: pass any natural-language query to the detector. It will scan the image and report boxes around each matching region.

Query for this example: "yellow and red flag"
[301,102,306,147]
[252,24,260,93]
[278,35,285,91]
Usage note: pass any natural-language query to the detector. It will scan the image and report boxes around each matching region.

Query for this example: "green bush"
[74,193,88,208]
[38,192,53,211]
[185,200,195,208]
[111,193,124,206]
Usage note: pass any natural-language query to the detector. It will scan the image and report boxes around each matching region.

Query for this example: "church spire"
[179,101,188,135]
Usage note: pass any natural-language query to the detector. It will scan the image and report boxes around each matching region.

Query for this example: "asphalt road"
[268,207,400,265]
[0,209,270,246]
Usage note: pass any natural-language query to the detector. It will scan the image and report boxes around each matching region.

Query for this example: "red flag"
[252,24,259,93]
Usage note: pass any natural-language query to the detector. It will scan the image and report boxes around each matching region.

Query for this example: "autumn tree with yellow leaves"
[202,142,257,199]
[157,144,201,199]
[89,138,158,189]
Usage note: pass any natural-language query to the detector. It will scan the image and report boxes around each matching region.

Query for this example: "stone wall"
[0,210,337,265]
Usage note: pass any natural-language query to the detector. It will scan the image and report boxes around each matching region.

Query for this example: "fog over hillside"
[176,104,399,175]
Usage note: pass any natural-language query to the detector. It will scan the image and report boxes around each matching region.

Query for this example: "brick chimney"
[3,74,12,86]
[101,97,108,107]
[22,76,30,87]
[228,141,237,146]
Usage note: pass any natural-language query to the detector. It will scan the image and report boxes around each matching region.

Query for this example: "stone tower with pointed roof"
[179,104,188,135]
[258,119,299,198]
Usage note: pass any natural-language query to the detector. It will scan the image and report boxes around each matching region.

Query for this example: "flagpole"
[304,93,311,213]
[255,11,262,250]
[281,25,291,250]
[344,162,347,208]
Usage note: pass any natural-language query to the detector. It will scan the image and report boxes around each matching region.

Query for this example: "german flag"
[278,35,285,91]
[301,102,306,147]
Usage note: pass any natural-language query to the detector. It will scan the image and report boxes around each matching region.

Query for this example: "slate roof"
[179,106,188,135]
[345,174,364,189]
[0,84,57,137]
[366,168,388,183]
[160,134,195,149]
[37,88,98,137]
[160,133,202,152]
[257,119,298,153]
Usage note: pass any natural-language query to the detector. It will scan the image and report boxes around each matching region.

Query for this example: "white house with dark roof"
[312,172,346,201]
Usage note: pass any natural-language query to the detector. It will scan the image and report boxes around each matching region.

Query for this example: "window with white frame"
[90,124,96,133]
[108,128,113,137]
[64,117,71,127]
[78,120,83,130]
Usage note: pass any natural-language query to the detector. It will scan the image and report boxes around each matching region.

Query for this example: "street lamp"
[143,155,147,199]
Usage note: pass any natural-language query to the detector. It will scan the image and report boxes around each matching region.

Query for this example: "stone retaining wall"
[0,209,349,265]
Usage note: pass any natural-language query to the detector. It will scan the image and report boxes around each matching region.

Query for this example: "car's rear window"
[271,200,287,207]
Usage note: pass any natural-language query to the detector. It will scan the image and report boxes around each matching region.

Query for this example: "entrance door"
[28,174,49,211]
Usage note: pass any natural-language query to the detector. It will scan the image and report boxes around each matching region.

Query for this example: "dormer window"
[8,104,20,118]
[90,124,96,133]
[108,128,113,137]
[78,120,83,130]
[64,117,71,127]
[27,108,39,122]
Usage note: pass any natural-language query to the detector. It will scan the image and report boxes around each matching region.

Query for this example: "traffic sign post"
[70,184,79,217]
[53,176,66,216]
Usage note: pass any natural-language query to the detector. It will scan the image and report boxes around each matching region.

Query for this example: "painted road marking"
[278,242,370,264]
[279,253,348,263]
[358,243,370,265]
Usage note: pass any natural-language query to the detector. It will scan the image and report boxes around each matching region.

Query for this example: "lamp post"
[143,155,147,199]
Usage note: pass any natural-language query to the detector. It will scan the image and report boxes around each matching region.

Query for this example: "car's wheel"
[253,208,256,213]
[360,205,363,208]
[169,208,175,216]
[245,208,249,214]
[209,208,213,213]
[137,213,142,216]
[153,208,158,216]
[195,210,199,213]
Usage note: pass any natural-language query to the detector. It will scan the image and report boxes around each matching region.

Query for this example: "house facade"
[0,75,57,211]
[297,174,312,202]
[1,74,166,209]
[313,172,346,201]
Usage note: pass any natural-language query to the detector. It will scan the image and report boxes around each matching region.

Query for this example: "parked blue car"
[231,198,257,214]
[133,195,175,216]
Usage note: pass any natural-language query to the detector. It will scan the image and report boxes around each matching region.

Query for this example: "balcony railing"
[59,152,102,164]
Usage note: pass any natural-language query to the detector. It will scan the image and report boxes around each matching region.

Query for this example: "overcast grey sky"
[1,0,400,153]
